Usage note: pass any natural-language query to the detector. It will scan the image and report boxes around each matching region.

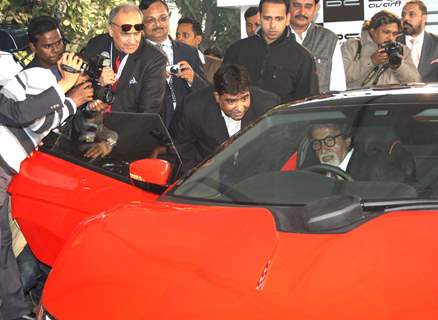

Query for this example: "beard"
[318,151,341,166]
[403,22,421,36]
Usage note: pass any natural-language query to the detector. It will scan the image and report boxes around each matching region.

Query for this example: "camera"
[380,41,403,69]
[166,64,181,75]
[80,51,114,104]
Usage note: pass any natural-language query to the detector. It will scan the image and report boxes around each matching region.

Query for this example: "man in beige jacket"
[342,10,421,89]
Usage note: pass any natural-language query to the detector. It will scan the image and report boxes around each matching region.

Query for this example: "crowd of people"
[0,0,437,318]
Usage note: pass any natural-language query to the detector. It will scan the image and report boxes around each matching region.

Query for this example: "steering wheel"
[303,164,354,182]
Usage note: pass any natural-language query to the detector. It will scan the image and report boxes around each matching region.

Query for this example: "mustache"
[294,14,308,20]
[403,22,413,28]
[152,27,164,32]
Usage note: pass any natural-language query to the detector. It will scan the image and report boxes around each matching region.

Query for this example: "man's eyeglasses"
[111,23,144,33]
[144,15,170,26]
[310,134,344,151]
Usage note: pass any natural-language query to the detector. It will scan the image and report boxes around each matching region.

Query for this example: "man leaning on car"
[342,10,421,89]
[170,64,280,174]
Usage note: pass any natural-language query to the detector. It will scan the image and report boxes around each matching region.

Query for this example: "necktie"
[112,54,122,91]
[155,42,177,125]
[410,38,420,68]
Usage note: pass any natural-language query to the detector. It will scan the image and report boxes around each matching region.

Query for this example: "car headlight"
[36,305,57,320]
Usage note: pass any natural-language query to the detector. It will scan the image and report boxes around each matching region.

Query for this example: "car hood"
[42,201,279,318]
[42,202,438,319]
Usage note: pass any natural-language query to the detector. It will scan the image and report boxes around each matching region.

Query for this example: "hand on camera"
[99,67,116,86]
[68,81,94,107]
[176,60,195,84]
[86,99,110,112]
[371,48,389,66]
[58,52,84,93]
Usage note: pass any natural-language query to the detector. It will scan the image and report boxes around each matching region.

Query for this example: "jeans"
[16,245,49,303]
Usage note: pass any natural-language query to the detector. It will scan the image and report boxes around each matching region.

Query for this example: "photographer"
[0,52,93,320]
[342,10,420,89]
[81,3,167,114]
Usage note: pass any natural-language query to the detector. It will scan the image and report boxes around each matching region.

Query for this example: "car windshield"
[169,99,438,206]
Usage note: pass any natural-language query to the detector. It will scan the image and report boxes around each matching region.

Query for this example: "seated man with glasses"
[305,122,407,182]
[81,3,167,114]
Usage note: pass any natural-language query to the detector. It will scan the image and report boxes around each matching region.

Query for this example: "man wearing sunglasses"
[139,0,208,127]
[305,122,407,182]
[81,3,167,114]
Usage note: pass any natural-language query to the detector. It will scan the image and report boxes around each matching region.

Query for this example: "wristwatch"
[105,137,117,148]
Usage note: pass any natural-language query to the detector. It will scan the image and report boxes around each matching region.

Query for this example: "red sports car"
[10,85,438,319]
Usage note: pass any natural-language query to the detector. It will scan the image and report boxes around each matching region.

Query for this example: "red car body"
[9,151,158,265]
[10,87,438,319]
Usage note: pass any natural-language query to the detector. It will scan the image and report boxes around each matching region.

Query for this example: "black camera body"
[81,52,114,104]
[381,41,404,69]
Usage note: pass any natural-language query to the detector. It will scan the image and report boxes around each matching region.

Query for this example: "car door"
[9,112,180,265]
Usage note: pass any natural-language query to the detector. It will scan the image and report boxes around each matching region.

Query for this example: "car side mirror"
[129,159,171,187]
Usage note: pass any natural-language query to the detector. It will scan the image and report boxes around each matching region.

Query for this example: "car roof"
[272,83,438,114]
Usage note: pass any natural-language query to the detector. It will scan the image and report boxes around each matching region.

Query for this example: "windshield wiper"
[362,199,438,211]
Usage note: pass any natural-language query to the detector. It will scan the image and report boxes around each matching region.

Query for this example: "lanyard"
[110,43,129,81]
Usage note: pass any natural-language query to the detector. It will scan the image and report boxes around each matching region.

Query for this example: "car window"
[169,102,438,206]
[41,111,181,183]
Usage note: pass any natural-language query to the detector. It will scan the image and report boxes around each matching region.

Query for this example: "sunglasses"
[111,23,144,32]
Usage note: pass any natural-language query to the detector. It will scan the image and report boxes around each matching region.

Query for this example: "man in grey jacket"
[289,0,346,92]
[342,10,420,89]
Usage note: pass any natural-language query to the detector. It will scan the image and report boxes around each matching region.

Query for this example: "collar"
[198,49,205,64]
[360,30,379,50]
[406,29,425,47]
[291,23,313,44]
[339,148,354,172]
[147,36,172,48]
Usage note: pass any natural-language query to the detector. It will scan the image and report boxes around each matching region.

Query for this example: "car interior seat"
[352,126,416,182]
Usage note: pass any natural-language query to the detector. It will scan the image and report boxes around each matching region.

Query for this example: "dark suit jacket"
[0,87,64,126]
[81,34,167,114]
[163,39,209,127]
[418,32,438,83]
[170,86,281,173]
[400,32,438,83]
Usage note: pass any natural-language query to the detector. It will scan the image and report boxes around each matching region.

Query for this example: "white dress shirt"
[221,111,241,137]
[292,26,347,91]
[339,148,354,172]
[147,37,174,64]
[406,30,425,69]
[198,49,205,64]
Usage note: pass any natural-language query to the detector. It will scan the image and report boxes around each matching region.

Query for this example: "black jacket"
[81,34,167,114]
[170,86,280,173]
[224,27,319,103]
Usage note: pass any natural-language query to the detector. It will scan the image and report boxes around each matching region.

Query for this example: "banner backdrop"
[229,0,438,39]
[315,0,438,43]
